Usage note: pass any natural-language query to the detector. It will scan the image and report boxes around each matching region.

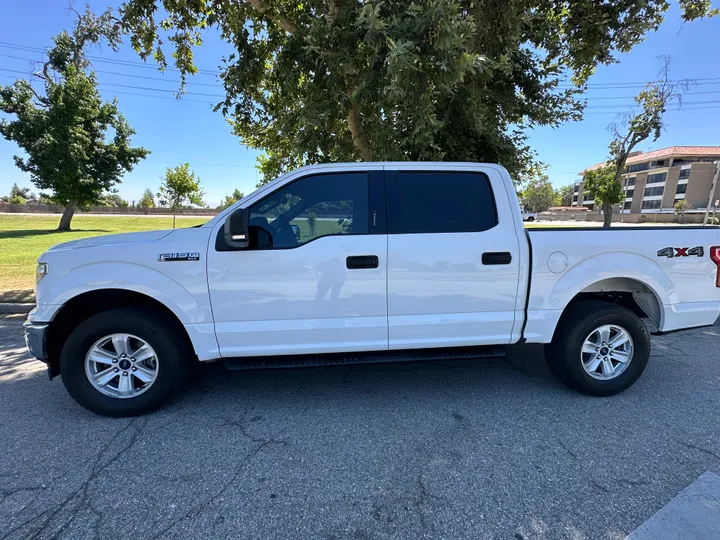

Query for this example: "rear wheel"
[60,308,192,416]
[545,301,650,396]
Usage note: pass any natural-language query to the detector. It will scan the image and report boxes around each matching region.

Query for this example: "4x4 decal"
[657,246,704,258]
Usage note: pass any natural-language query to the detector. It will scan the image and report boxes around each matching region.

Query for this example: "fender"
[524,252,672,342]
[34,261,213,325]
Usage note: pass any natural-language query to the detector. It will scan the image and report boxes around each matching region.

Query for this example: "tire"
[545,300,650,396]
[60,308,193,417]
[526,216,535,222]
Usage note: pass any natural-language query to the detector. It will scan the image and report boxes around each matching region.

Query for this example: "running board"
[223,345,506,371]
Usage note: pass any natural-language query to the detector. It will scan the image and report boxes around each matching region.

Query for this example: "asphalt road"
[1,314,719,540]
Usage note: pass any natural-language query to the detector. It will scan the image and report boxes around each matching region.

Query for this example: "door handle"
[482,252,512,265]
[347,255,379,269]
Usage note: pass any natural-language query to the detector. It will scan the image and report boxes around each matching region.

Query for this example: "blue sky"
[1,1,719,205]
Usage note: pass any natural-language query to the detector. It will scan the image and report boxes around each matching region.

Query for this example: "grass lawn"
[0,214,209,295]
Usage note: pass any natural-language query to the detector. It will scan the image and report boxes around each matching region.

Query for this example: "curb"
[0,303,34,314]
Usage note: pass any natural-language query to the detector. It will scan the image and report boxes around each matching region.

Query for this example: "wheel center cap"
[119,359,132,370]
[599,347,609,356]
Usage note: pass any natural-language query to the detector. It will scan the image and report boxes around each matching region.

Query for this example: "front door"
[208,171,388,357]
[385,168,522,349]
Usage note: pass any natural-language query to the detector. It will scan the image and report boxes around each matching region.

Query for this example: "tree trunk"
[347,100,372,161]
[602,200,613,228]
[172,211,176,229]
[57,200,77,231]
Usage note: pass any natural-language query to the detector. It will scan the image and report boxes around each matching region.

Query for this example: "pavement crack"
[676,439,720,460]
[148,439,283,539]
[557,440,578,460]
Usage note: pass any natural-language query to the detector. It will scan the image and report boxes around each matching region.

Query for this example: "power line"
[4,40,720,91]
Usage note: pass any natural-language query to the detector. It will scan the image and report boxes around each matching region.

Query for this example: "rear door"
[385,166,522,349]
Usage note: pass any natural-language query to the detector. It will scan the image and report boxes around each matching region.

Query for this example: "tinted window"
[642,200,662,210]
[628,163,649,173]
[626,189,634,198]
[623,201,632,210]
[647,172,667,184]
[386,171,497,234]
[679,168,691,180]
[248,173,369,248]
[676,183,688,194]
[644,186,665,197]
[626,176,636,186]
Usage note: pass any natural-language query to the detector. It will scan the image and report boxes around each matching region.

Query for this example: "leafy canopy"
[556,184,575,207]
[583,165,623,209]
[118,0,716,185]
[519,172,557,213]
[0,7,149,227]
[220,188,245,209]
[138,188,156,208]
[158,163,205,210]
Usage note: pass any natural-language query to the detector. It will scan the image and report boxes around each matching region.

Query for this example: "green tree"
[2,183,32,204]
[307,211,317,236]
[138,188,156,209]
[220,189,245,209]
[582,165,623,224]
[520,173,556,213]
[157,163,205,228]
[118,1,714,185]
[604,58,687,226]
[0,7,149,231]
[100,193,130,207]
[556,184,575,207]
[674,199,691,223]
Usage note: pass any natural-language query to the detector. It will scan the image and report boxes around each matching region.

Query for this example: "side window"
[386,171,497,234]
[248,173,369,249]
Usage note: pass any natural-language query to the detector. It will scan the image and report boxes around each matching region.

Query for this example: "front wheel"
[545,301,650,396]
[60,308,192,416]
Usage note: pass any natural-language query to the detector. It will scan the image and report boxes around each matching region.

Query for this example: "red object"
[710,246,720,287]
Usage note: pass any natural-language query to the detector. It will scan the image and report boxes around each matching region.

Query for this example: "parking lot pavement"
[1,314,719,540]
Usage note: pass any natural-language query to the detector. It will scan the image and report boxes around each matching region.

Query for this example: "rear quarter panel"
[525,227,720,341]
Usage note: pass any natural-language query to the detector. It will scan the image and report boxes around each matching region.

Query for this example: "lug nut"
[112,358,118,363]
[132,367,137,372]
[122,371,128,376]
[113,368,119,373]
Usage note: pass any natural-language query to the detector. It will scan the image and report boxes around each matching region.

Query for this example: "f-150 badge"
[158,252,200,262]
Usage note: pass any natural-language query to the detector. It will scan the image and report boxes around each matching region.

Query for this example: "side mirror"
[290,224,301,241]
[224,208,250,249]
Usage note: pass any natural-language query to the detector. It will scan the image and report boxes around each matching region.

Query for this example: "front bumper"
[23,320,49,361]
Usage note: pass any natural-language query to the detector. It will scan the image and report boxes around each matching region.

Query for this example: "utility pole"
[703,160,720,226]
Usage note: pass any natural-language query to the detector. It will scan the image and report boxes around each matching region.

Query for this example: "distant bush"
[706,216,719,225]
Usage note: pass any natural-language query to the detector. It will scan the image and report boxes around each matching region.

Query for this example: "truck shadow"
[0,229,109,240]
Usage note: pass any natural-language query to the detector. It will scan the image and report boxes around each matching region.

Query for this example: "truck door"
[385,167,522,349]
[207,170,388,357]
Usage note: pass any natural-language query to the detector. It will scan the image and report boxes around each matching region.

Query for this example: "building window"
[644,186,665,197]
[572,195,578,202]
[625,176,636,187]
[676,183,688,194]
[646,172,667,184]
[649,160,666,169]
[583,193,594,201]
[628,163,649,173]
[679,168,691,180]
[626,189,635,199]
[642,200,662,210]
[583,203,594,210]
[623,201,632,210]
[574,185,580,192]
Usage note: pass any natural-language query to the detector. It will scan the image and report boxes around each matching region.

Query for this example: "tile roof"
[580,146,720,175]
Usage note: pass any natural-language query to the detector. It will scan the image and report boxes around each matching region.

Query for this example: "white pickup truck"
[24,162,720,416]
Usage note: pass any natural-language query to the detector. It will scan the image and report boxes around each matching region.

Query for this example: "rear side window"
[386,171,497,234]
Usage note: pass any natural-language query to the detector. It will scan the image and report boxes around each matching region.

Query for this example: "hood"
[47,230,174,252]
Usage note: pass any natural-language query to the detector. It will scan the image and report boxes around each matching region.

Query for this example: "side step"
[223,345,506,371]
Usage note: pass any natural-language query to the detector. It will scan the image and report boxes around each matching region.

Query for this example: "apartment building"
[572,146,720,214]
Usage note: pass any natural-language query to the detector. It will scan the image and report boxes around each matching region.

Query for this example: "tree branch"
[244,0,296,33]
[347,97,372,161]
[28,85,49,106]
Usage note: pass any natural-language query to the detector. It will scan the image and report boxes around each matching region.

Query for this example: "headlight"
[36,262,48,283]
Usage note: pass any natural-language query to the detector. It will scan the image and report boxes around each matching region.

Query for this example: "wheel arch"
[45,289,196,379]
